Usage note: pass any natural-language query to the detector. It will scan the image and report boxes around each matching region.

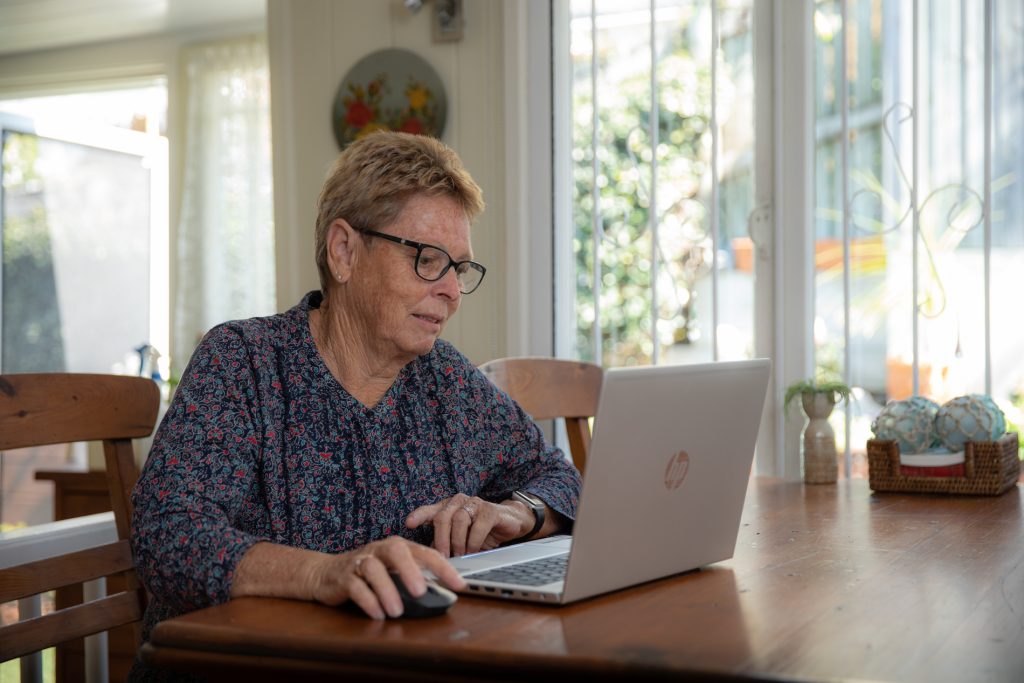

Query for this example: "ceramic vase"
[801,392,838,484]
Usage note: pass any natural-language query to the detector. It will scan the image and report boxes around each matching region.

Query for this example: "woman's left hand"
[405,493,530,557]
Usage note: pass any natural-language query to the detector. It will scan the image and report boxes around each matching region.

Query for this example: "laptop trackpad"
[449,535,572,573]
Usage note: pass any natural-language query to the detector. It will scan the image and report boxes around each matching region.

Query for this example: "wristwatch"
[512,490,545,541]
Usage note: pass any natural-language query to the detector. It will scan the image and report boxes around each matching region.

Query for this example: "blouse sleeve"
[130,325,268,612]
[434,345,583,522]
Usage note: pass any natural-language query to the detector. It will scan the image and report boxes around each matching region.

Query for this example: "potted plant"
[783,379,852,416]
[784,378,852,484]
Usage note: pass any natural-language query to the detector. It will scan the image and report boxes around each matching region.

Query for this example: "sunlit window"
[564,0,755,368]
[814,0,1024,476]
[0,84,168,527]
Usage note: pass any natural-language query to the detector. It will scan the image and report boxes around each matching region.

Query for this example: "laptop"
[448,358,771,604]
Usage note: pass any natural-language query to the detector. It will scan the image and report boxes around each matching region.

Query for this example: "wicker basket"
[867,432,1021,496]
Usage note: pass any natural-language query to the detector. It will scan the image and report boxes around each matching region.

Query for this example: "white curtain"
[173,36,275,373]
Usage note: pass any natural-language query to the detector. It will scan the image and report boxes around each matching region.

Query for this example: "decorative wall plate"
[332,48,447,149]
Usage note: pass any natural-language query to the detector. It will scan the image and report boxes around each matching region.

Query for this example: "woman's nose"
[435,266,462,299]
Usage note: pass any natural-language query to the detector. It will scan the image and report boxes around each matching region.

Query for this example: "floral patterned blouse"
[130,291,582,643]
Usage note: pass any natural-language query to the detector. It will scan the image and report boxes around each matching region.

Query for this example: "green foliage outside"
[572,27,713,366]
[1006,386,1024,461]
[1,132,65,372]
[0,647,54,682]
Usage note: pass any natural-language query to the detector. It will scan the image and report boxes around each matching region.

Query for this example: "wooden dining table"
[141,478,1024,682]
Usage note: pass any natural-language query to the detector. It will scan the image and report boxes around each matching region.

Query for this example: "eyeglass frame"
[357,228,487,295]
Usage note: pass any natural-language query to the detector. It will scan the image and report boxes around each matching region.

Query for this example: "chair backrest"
[479,358,602,473]
[0,373,159,661]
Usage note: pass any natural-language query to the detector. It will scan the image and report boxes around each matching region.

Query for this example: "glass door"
[0,110,167,527]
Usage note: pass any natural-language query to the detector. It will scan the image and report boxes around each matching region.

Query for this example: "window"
[561,0,756,368]
[553,1,1022,477]
[814,0,1024,475]
[0,85,168,527]
[1,87,168,376]
[0,37,276,527]
[173,37,275,367]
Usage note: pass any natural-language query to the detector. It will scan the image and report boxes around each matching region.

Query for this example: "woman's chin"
[398,335,439,359]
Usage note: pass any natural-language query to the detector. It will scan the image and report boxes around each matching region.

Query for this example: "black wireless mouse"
[388,571,457,618]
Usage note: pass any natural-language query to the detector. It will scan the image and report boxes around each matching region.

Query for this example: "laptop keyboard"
[465,553,569,586]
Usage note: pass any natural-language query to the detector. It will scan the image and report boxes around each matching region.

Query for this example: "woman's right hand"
[307,536,466,620]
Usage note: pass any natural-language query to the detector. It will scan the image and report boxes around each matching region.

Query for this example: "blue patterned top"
[130,291,581,640]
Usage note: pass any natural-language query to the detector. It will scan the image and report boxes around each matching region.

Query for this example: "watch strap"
[512,490,545,541]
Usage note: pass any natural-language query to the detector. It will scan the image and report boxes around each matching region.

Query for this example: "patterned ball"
[934,394,1006,451]
[871,396,940,454]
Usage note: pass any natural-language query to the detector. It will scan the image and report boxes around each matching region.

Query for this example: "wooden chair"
[0,373,159,663]
[479,358,602,473]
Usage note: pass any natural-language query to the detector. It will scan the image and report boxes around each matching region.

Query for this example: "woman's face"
[350,194,472,363]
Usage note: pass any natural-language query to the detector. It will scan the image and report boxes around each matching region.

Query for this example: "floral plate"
[332,48,447,149]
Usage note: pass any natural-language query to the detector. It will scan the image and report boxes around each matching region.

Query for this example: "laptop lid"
[450,358,770,604]
[560,358,770,602]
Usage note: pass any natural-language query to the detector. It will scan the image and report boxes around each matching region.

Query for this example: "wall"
[268,0,508,364]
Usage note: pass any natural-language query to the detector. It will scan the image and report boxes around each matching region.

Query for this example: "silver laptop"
[448,358,771,604]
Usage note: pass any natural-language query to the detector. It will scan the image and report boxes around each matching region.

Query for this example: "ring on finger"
[461,504,476,518]
[353,554,371,578]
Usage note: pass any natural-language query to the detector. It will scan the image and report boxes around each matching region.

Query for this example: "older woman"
[129,132,581,667]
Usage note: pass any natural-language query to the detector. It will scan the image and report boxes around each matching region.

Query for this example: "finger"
[431,503,455,558]
[405,501,442,529]
[466,512,496,554]
[449,506,474,557]
[357,555,404,618]
[347,576,386,620]
[375,540,427,597]
[414,546,467,591]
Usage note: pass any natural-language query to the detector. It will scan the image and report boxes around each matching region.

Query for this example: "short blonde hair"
[314,132,485,292]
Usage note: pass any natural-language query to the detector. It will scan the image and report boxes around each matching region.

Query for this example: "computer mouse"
[388,571,457,618]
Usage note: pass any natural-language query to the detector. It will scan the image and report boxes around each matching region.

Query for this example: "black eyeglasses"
[360,229,486,295]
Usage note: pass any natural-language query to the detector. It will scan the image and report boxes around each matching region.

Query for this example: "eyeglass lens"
[416,245,484,294]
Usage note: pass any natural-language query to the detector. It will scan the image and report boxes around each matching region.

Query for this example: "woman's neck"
[310,299,406,408]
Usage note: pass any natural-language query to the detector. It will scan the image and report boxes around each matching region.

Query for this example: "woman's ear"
[326,219,359,284]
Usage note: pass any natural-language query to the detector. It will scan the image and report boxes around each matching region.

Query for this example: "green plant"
[784,379,852,417]
[1005,385,1024,461]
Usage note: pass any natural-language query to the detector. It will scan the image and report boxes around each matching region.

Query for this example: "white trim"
[553,1,575,361]
[502,0,554,358]
[983,0,993,394]
[649,0,659,364]
[0,65,165,99]
[709,0,720,362]
[0,512,116,569]
[839,0,852,478]
[751,0,777,477]
[774,0,816,480]
[911,0,920,395]
[267,0,300,313]
[589,0,601,364]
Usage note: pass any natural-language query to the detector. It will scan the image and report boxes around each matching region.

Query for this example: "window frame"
[0,109,169,375]
[508,0,816,477]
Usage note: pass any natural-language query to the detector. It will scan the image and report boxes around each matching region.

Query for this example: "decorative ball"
[934,394,1006,451]
[871,396,940,454]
